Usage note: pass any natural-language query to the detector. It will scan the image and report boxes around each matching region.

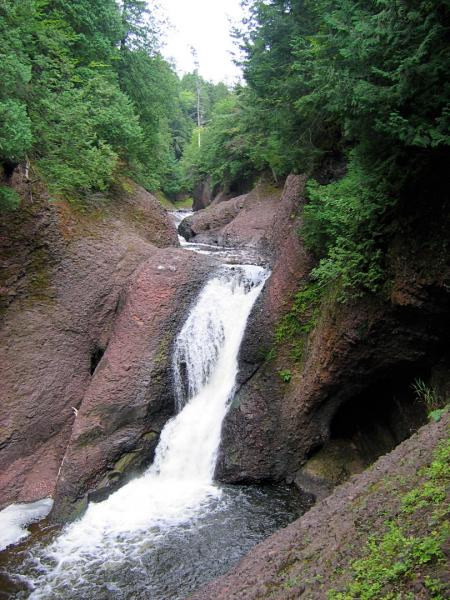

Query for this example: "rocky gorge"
[180,175,450,498]
[0,167,449,598]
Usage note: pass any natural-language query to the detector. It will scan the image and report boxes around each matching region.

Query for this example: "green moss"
[112,451,140,474]
[173,196,194,210]
[26,247,55,301]
[153,190,193,210]
[273,282,322,362]
[119,178,135,195]
[141,431,158,442]
[0,185,20,210]
[255,180,281,199]
[300,440,365,487]
[154,330,172,367]
[153,190,175,209]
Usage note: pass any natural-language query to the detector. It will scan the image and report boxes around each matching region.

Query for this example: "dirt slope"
[192,414,449,599]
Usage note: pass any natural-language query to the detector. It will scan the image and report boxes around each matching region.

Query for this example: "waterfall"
[157,265,267,482]
[24,264,269,598]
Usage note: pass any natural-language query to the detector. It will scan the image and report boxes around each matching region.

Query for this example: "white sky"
[156,0,245,84]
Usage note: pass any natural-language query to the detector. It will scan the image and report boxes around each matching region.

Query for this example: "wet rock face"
[215,174,315,482]
[51,249,214,522]
[0,180,179,510]
[218,278,450,488]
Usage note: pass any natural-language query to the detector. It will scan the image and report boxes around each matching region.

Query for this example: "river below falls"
[1,484,310,599]
[0,211,312,599]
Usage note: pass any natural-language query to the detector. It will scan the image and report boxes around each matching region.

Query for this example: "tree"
[0,1,33,165]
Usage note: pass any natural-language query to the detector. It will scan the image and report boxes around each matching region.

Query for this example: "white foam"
[0,498,53,551]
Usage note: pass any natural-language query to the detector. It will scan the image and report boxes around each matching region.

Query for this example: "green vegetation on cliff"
[2,0,449,297]
[329,436,450,599]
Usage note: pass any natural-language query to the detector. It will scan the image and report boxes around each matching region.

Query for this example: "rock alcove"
[295,365,435,500]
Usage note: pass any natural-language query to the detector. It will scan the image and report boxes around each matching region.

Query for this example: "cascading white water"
[157,265,267,483]
[24,264,269,598]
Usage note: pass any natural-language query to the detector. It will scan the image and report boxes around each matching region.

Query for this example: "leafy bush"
[0,185,20,210]
[278,369,292,383]
[303,162,388,298]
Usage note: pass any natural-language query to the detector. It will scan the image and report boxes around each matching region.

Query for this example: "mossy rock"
[295,439,365,500]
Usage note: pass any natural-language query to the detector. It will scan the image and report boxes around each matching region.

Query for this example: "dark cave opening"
[329,365,429,465]
[1,161,17,181]
[90,346,105,376]
[296,365,433,499]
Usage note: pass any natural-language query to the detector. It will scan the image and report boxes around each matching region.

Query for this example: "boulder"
[293,439,365,501]
[178,180,285,253]
[51,248,214,521]
[178,193,246,242]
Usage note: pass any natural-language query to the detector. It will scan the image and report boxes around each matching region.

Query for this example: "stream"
[0,212,310,599]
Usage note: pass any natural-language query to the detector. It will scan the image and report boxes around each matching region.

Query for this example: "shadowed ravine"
[1,225,309,599]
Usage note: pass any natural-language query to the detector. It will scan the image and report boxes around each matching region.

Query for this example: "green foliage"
[0,185,20,210]
[303,160,387,298]
[239,0,450,186]
[412,379,448,422]
[0,100,33,163]
[278,369,292,383]
[183,93,257,191]
[237,0,326,177]
[328,438,450,599]
[180,84,294,193]
[117,49,179,190]
[329,524,445,599]
[274,282,322,361]
[0,0,195,202]
[0,1,33,162]
[188,0,450,300]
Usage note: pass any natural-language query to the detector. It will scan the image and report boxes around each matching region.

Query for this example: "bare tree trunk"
[271,166,278,184]
[191,47,202,148]
[25,156,33,204]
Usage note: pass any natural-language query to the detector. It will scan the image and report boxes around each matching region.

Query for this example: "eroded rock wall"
[0,177,181,510]
[179,180,284,253]
[215,175,316,481]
